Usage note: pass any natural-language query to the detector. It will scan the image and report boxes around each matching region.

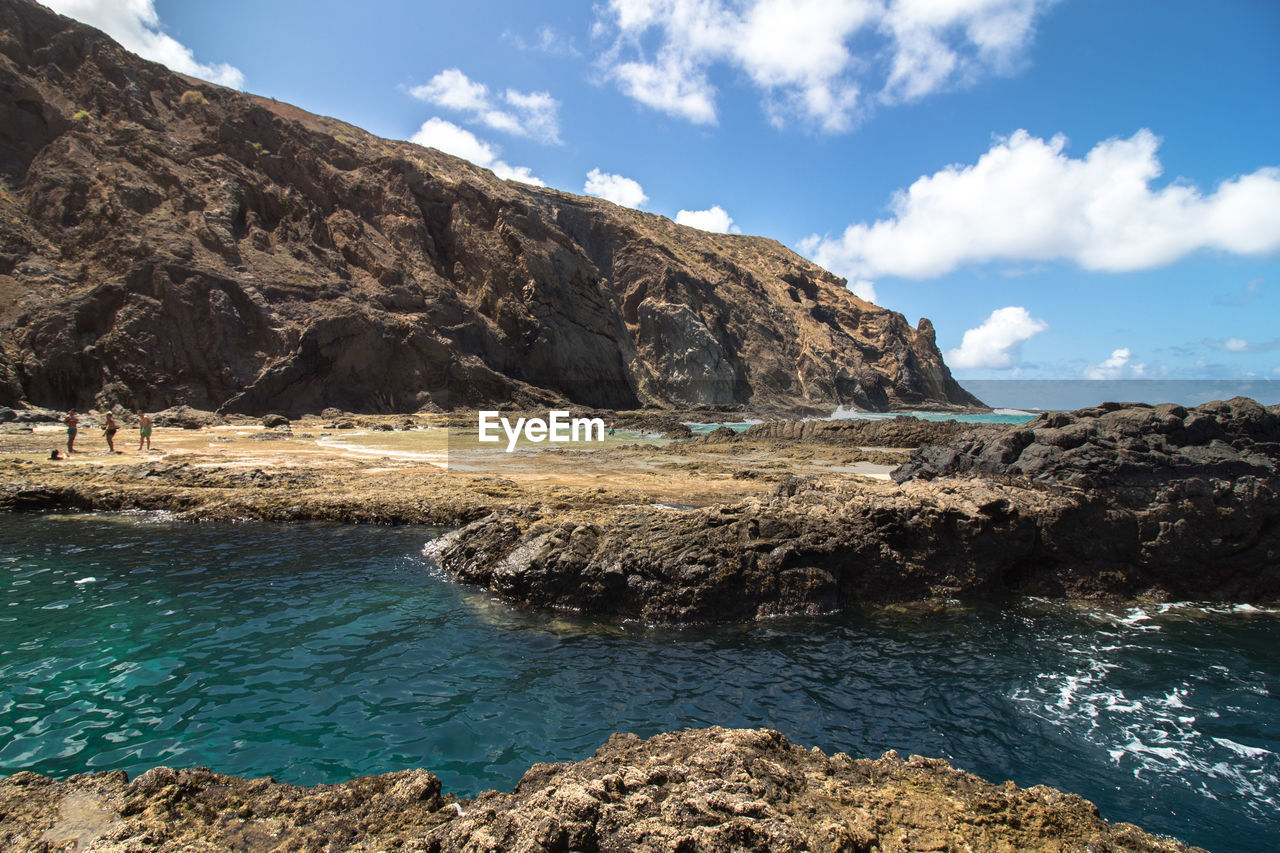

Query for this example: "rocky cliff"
[0,0,980,415]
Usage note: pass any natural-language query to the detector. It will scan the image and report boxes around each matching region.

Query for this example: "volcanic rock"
[0,0,980,416]
[150,404,221,429]
[725,415,977,447]
[427,398,1280,620]
[0,727,1203,852]
[892,397,1279,487]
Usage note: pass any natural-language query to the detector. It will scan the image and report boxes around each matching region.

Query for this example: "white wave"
[1012,630,1280,820]
[1212,737,1275,759]
[1113,607,1161,631]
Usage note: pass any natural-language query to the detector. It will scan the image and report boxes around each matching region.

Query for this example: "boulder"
[152,406,223,429]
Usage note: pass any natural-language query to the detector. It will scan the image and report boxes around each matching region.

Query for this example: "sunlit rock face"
[0,0,980,416]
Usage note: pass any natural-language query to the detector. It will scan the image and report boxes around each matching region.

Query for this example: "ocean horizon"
[959,380,1280,412]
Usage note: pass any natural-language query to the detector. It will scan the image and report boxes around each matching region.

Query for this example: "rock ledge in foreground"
[0,727,1202,852]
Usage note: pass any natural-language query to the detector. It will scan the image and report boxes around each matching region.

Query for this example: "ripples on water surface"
[1,513,1276,852]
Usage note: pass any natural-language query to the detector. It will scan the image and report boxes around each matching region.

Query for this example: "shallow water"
[684,410,1038,436]
[825,407,1037,425]
[1,513,1275,852]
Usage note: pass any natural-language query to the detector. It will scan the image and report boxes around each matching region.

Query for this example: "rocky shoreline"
[424,397,1280,621]
[0,727,1203,852]
[1,398,1277,620]
[0,403,1271,851]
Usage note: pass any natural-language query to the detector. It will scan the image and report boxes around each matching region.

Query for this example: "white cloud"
[1206,336,1280,353]
[946,306,1047,370]
[1085,347,1146,379]
[409,69,561,144]
[675,205,739,233]
[411,68,487,112]
[804,129,1280,287]
[595,0,1051,131]
[583,169,648,208]
[848,279,878,303]
[613,57,718,125]
[410,118,545,186]
[43,0,244,88]
[880,0,1048,104]
[506,25,581,57]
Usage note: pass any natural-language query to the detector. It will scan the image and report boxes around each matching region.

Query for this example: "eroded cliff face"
[0,0,980,415]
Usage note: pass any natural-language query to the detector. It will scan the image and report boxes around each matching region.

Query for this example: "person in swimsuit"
[64,409,78,454]
[137,410,152,450]
[103,412,118,453]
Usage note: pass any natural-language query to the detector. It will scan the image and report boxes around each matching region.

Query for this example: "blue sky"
[43,1,1280,380]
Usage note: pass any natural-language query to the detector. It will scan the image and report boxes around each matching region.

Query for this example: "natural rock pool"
[1,512,1275,852]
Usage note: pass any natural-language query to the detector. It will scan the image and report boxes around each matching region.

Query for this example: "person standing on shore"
[137,410,152,450]
[64,409,78,454]
[103,412,118,453]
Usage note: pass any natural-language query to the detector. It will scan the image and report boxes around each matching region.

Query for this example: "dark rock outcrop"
[0,727,1203,852]
[0,0,980,416]
[427,399,1280,621]
[150,404,222,429]
[892,397,1279,487]
[730,415,976,447]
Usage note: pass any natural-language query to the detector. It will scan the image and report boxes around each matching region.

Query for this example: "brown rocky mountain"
[0,0,981,415]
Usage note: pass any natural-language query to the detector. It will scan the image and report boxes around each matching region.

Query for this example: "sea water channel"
[1,512,1276,852]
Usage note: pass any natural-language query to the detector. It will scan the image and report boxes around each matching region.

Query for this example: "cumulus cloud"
[1084,348,1146,380]
[583,169,648,208]
[595,0,1051,131]
[613,56,719,125]
[410,118,545,186]
[409,69,561,144]
[848,280,878,303]
[946,306,1048,370]
[675,205,740,233]
[879,0,1047,104]
[804,129,1280,286]
[43,0,244,87]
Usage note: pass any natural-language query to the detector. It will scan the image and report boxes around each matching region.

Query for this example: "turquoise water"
[685,410,1037,436]
[691,409,1039,432]
[1,514,1276,852]
[961,379,1280,411]
[686,422,758,434]
[826,408,1038,425]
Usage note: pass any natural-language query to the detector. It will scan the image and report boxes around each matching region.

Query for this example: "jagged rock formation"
[892,397,1279,487]
[0,0,980,415]
[0,727,1202,852]
[425,399,1280,620]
